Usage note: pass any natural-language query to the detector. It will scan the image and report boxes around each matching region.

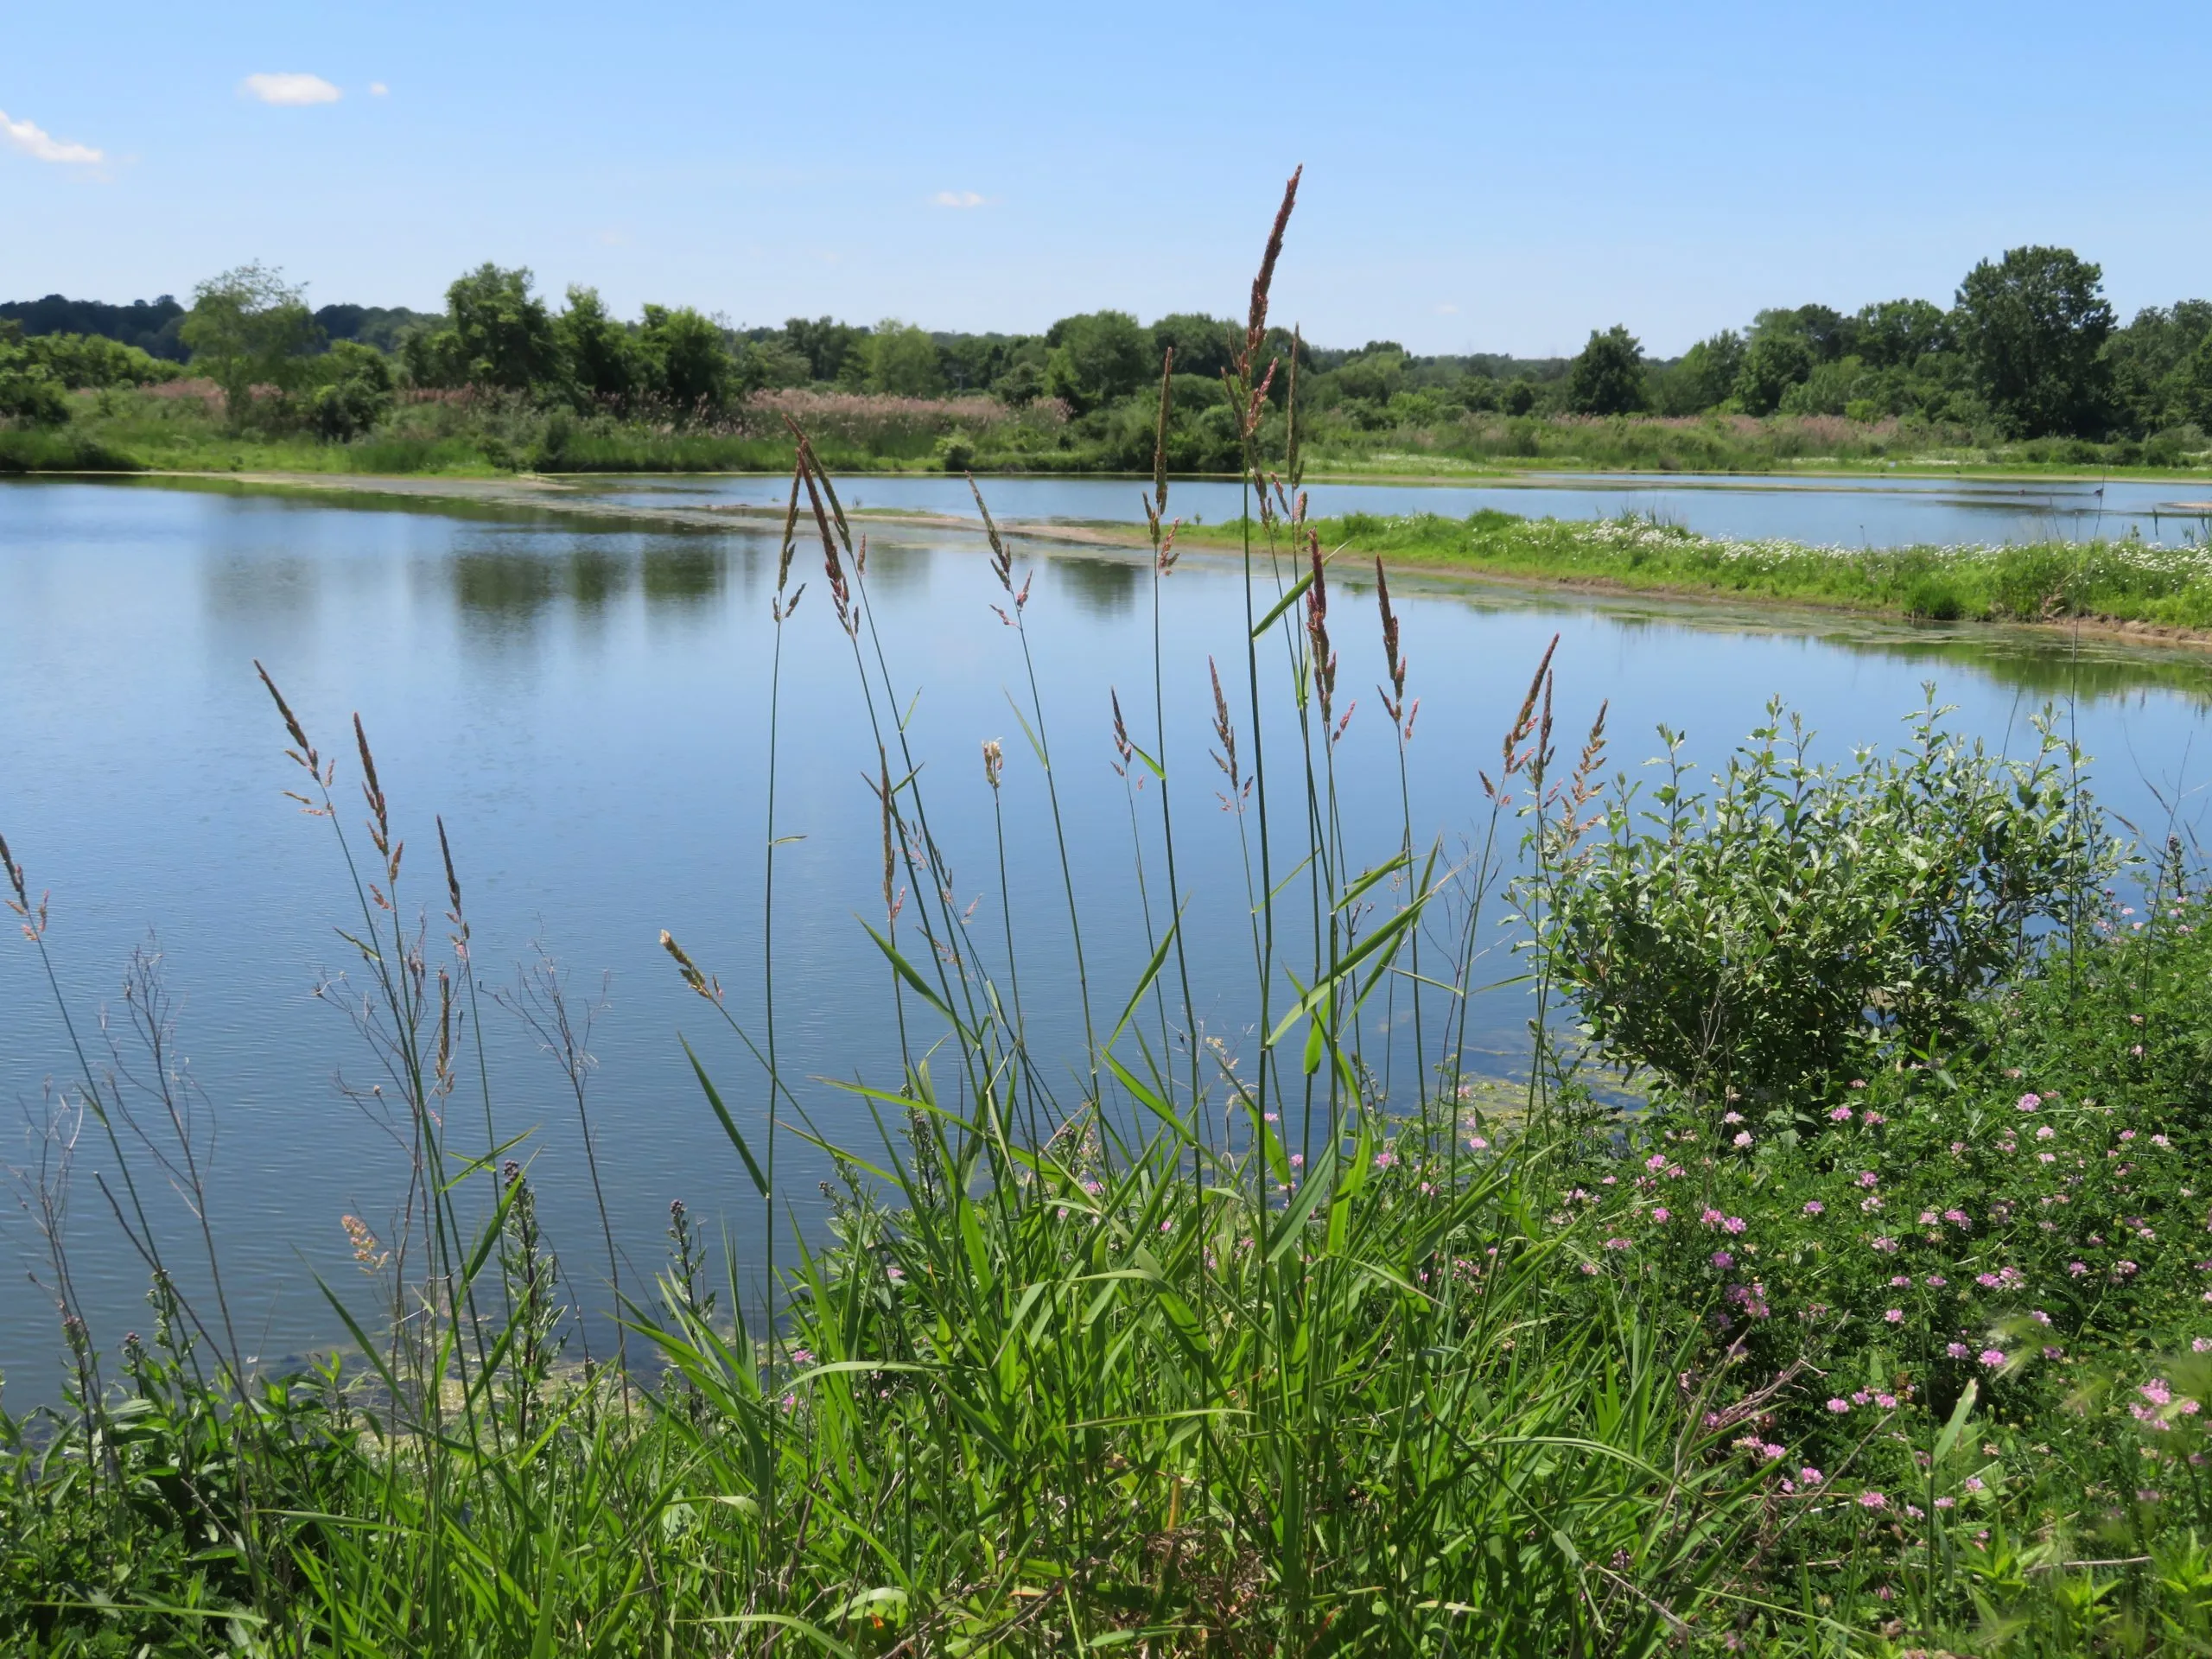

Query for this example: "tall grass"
[1171,508,2212,634]
[10,177,2212,1659]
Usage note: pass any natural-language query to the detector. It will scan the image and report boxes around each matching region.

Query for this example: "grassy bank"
[12,380,2212,483]
[1169,510,2212,636]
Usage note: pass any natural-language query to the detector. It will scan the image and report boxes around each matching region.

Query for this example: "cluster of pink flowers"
[1725,1281,1771,1319]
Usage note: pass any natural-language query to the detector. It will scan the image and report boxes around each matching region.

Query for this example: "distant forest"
[7,244,2212,472]
[0,294,440,362]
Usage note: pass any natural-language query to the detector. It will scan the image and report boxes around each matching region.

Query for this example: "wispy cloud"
[0,108,104,165]
[241,73,343,106]
[368,81,390,97]
[1433,302,1460,315]
[931,190,989,208]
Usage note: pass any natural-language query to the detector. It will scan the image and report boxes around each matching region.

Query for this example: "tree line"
[1555,246,2212,440]
[5,245,2209,455]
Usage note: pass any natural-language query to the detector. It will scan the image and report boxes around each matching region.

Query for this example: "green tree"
[2104,301,2212,434]
[992,357,1047,405]
[309,340,395,441]
[638,307,734,418]
[1654,330,1744,415]
[180,262,317,428]
[1953,246,2114,437]
[1777,356,1868,417]
[1758,303,1857,363]
[1043,310,1147,413]
[1733,332,1814,416]
[0,321,70,427]
[861,320,944,397]
[734,334,812,392]
[446,264,558,392]
[556,286,640,409]
[1332,351,1406,404]
[398,324,464,390]
[1853,299,1951,369]
[2173,331,2212,432]
[1564,325,1647,416]
[783,316,864,383]
[1148,314,1235,382]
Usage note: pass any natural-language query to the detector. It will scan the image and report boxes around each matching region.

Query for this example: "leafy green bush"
[1543,699,2113,1112]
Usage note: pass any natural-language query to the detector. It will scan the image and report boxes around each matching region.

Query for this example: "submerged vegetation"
[13,176,2212,1658]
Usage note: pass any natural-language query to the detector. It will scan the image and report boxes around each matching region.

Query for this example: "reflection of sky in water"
[572,470,2212,551]
[2,478,2208,1396]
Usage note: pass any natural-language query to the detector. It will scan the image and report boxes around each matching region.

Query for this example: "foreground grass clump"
[1179,509,2212,632]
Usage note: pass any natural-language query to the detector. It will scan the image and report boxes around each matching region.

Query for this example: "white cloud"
[0,108,103,165]
[241,73,343,106]
[368,81,390,97]
[1433,302,1460,315]
[931,190,988,208]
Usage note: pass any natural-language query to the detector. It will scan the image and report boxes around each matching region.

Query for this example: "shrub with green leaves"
[1543,696,2115,1113]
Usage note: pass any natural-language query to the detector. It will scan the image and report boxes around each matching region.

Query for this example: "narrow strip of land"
[48,467,2212,656]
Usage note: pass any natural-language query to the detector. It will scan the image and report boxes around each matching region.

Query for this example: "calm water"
[575,470,2212,550]
[3,477,2210,1399]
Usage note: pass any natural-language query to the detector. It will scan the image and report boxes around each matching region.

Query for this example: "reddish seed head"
[1245,165,1303,367]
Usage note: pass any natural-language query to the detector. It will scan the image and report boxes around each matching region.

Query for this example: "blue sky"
[5,0,2209,356]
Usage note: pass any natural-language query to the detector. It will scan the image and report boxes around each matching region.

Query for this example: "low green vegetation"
[1177,510,2212,633]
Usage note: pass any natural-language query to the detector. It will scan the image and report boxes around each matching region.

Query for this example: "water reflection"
[1051,555,1141,617]
[641,544,725,606]
[568,548,628,608]
[454,550,558,618]
[445,539,738,619]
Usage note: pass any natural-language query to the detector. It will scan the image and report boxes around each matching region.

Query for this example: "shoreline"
[22,466,2212,660]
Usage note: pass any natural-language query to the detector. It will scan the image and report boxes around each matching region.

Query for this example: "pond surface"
[574,469,2212,550]
[3,477,2209,1400]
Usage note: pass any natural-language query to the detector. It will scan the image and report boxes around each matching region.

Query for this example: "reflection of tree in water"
[205,555,318,623]
[566,548,627,608]
[1461,594,2212,709]
[453,552,556,619]
[448,542,728,616]
[642,544,725,606]
[1050,556,1140,617]
[1854,630,2212,706]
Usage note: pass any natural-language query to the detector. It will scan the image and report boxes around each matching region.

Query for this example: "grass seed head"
[1243,164,1302,371]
